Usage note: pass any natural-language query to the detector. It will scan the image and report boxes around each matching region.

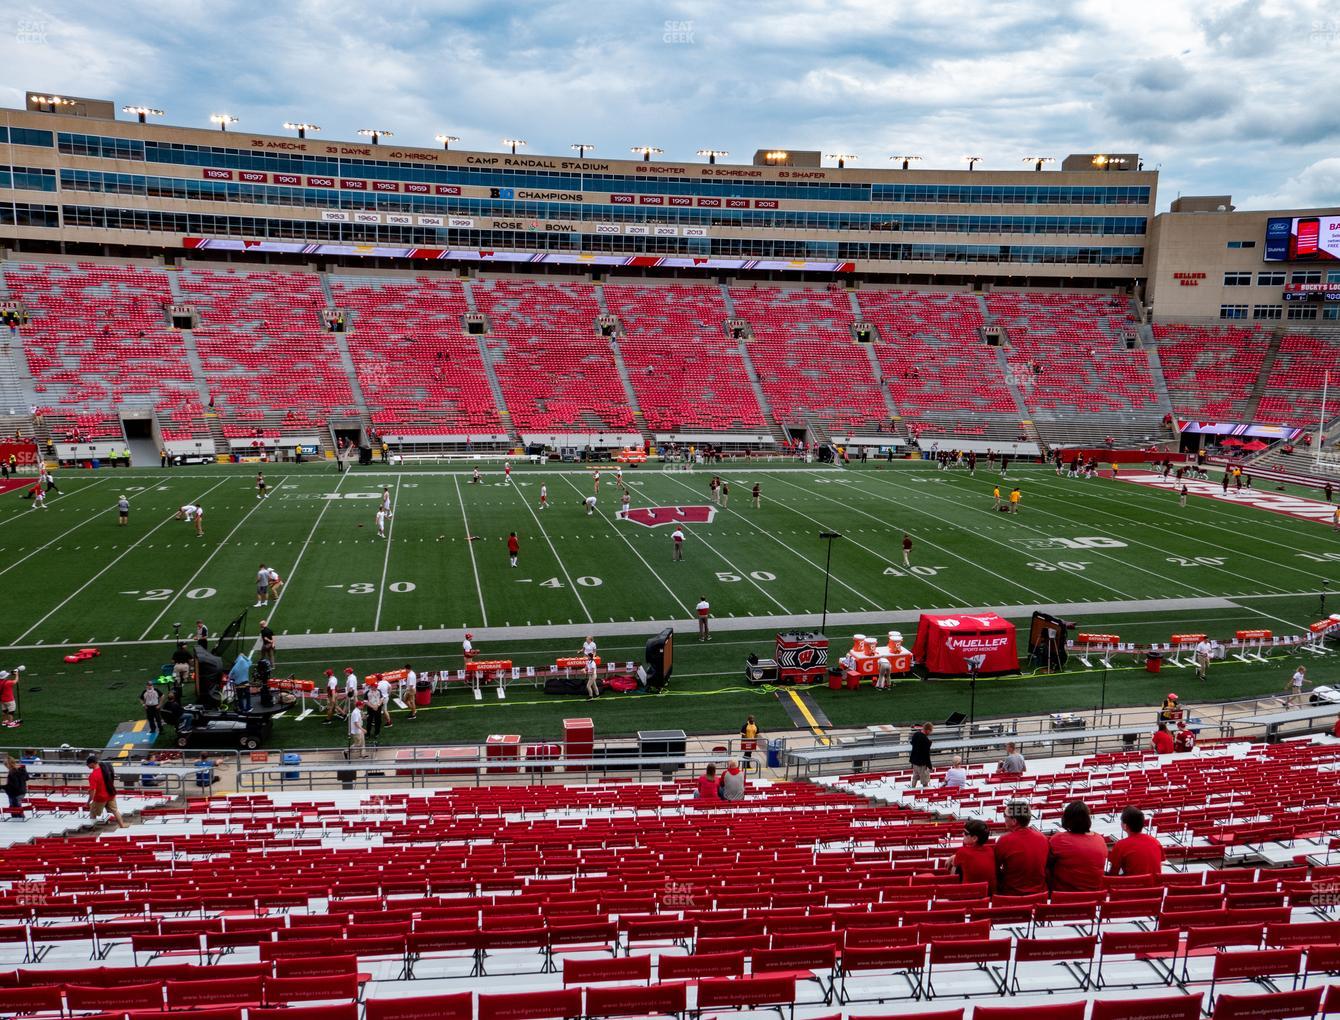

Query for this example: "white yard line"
[968,473,1300,595]
[879,471,1286,605]
[138,477,288,640]
[454,475,489,627]
[739,477,967,607]
[0,476,112,530]
[660,472,873,610]
[373,476,402,631]
[263,471,348,628]
[12,476,232,644]
[0,479,158,582]
[502,473,594,623]
[552,472,693,618]
[765,472,1059,603]
[639,477,791,615]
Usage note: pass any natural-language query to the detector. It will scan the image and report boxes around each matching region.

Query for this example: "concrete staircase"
[319,273,372,425]
[996,347,1034,419]
[1143,338,1177,421]
[720,284,737,318]
[1242,328,1285,423]
[736,339,788,446]
[607,337,651,443]
[863,343,899,422]
[463,283,518,446]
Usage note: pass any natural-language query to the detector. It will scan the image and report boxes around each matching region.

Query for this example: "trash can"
[1145,652,1162,674]
[766,738,784,769]
[415,677,432,707]
[281,752,301,780]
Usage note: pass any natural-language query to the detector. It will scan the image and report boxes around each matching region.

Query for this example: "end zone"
[1119,471,1336,524]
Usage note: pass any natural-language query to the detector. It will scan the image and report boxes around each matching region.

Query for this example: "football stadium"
[2,4,1340,1019]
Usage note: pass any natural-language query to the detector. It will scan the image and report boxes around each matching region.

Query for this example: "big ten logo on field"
[1013,536,1128,552]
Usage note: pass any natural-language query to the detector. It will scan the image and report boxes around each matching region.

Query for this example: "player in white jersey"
[583,495,597,516]
[503,461,512,483]
[176,504,204,536]
[614,465,623,487]
[471,467,481,485]
[255,472,268,499]
[375,508,388,538]
[381,487,392,514]
[592,469,601,494]
[538,483,548,510]
[619,490,631,517]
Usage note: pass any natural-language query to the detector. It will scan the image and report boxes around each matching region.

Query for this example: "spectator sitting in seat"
[995,800,1048,896]
[1107,806,1163,877]
[954,818,996,894]
[1048,801,1108,892]
[696,764,719,800]
[943,755,968,789]
[717,759,746,802]
[997,742,1026,775]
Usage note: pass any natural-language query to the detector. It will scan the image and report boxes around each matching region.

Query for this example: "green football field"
[1,459,1336,751]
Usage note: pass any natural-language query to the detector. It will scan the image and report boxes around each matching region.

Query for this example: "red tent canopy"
[1240,439,1269,451]
[1220,437,1244,446]
[912,612,1019,678]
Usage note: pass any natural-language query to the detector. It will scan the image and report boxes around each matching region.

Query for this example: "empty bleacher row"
[7,741,1340,1020]
[3,260,1336,448]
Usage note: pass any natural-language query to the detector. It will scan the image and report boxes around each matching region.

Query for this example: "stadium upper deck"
[0,94,1155,287]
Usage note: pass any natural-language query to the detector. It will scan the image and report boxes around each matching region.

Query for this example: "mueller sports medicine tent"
[912,612,1019,677]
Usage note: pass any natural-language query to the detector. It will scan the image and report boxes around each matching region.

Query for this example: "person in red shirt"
[1151,723,1174,754]
[85,754,125,829]
[994,800,1049,896]
[696,764,719,801]
[1048,801,1108,892]
[506,532,520,569]
[1173,720,1196,753]
[1333,717,1340,739]
[0,670,17,728]
[953,818,997,894]
[1108,807,1164,878]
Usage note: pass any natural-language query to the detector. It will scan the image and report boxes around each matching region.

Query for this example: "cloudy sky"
[2,0,1337,212]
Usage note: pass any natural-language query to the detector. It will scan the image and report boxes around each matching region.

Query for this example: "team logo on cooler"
[777,643,827,669]
[940,618,962,628]
[618,506,717,528]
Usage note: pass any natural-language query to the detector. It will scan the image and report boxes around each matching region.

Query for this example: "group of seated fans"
[3,737,1340,1020]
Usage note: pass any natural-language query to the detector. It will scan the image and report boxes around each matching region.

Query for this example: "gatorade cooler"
[1146,652,1162,674]
[564,717,594,772]
[281,752,301,780]
[415,676,432,707]
[485,734,520,774]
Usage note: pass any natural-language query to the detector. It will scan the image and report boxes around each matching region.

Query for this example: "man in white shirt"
[402,664,418,720]
[343,667,359,704]
[255,564,270,608]
[363,684,383,744]
[696,597,711,642]
[581,636,598,659]
[1287,665,1308,705]
[347,702,367,758]
[376,674,392,728]
[463,633,477,659]
[943,756,968,789]
[376,508,387,538]
[266,567,283,605]
[176,504,204,536]
[538,483,548,510]
[1194,638,1212,681]
[583,495,597,516]
[323,669,342,725]
[672,527,685,561]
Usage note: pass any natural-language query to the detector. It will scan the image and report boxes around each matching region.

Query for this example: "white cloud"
[1242,158,1340,211]
[0,0,1337,211]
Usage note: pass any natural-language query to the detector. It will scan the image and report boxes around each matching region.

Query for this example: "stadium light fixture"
[631,146,663,161]
[122,105,164,124]
[435,134,460,150]
[762,150,789,163]
[697,148,729,164]
[570,143,596,158]
[964,155,983,171]
[827,153,858,169]
[891,155,922,170]
[358,128,393,145]
[30,94,74,113]
[819,531,843,634]
[1092,154,1128,172]
[283,122,320,138]
[1023,156,1054,172]
[502,138,527,154]
[209,114,238,132]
